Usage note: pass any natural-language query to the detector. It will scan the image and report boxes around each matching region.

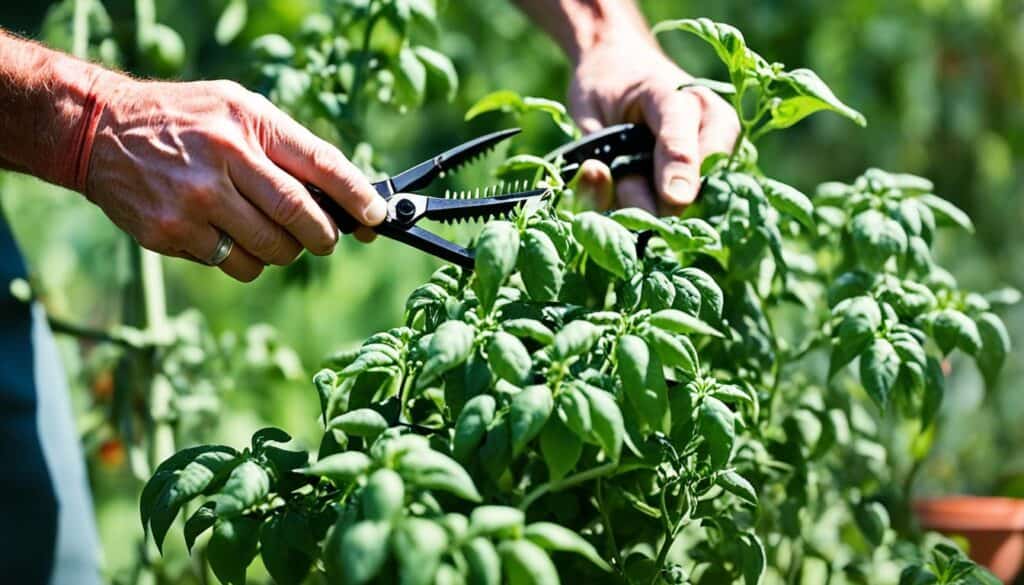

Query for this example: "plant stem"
[595,479,625,574]
[47,316,145,348]
[519,461,617,511]
[649,505,690,585]
[349,2,383,124]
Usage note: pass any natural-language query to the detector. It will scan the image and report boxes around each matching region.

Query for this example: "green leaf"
[394,45,427,106]
[539,416,581,481]
[338,520,392,585]
[250,34,294,61]
[984,287,1022,307]
[718,470,758,506]
[519,228,564,301]
[466,90,524,121]
[453,394,497,461]
[495,154,564,184]
[699,396,735,470]
[214,459,270,516]
[397,449,482,501]
[488,331,533,385]
[572,211,638,278]
[860,338,900,409]
[580,384,625,461]
[207,517,260,585]
[502,318,555,345]
[646,328,698,375]
[851,209,908,269]
[524,522,612,572]
[499,539,560,585]
[510,385,554,455]
[261,513,313,585]
[976,312,1010,387]
[557,385,593,438]
[739,532,766,585]
[642,272,676,311]
[361,468,405,521]
[464,537,502,585]
[616,335,669,430]
[918,194,974,233]
[183,503,217,553]
[414,46,458,101]
[141,445,237,533]
[419,320,476,387]
[329,408,388,438]
[649,309,723,338]
[214,0,247,45]
[474,221,520,313]
[679,268,724,322]
[393,518,449,585]
[761,178,814,229]
[930,309,981,356]
[300,451,372,484]
[522,96,579,138]
[854,501,889,547]
[830,296,882,376]
[552,320,602,361]
[653,18,753,74]
[922,357,945,428]
[609,208,671,233]
[768,68,866,129]
[469,506,525,538]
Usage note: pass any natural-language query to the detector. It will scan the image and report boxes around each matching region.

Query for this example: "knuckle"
[185,177,221,210]
[250,226,284,261]
[211,79,245,97]
[271,190,306,227]
[311,143,344,176]
[154,213,188,244]
[660,140,698,167]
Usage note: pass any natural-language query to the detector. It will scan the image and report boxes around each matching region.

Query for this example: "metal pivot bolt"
[395,198,417,224]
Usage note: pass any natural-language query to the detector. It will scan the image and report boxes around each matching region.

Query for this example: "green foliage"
[134,14,1015,585]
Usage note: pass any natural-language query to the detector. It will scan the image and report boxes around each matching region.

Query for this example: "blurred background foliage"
[1,0,1022,581]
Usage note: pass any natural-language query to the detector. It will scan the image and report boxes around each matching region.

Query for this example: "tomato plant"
[141,17,1011,585]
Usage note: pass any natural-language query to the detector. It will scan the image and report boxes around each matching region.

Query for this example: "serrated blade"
[388,128,521,193]
[443,180,532,200]
[426,188,549,224]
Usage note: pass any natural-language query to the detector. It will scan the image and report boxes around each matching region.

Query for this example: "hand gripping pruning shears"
[308,123,656,269]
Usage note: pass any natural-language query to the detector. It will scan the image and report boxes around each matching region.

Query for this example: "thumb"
[646,90,702,206]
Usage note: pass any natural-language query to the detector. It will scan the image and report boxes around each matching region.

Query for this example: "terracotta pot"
[914,496,1024,583]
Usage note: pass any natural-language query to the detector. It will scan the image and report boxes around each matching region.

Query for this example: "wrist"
[562,1,658,65]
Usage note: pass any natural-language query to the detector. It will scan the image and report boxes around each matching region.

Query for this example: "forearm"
[514,0,658,64]
[0,30,118,191]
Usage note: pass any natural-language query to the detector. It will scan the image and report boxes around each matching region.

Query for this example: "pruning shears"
[308,123,657,270]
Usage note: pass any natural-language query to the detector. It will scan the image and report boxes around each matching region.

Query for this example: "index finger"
[258,103,386,227]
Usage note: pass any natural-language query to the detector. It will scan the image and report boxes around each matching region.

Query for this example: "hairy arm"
[0,31,104,185]
[515,1,739,213]
[514,0,655,63]
[0,31,384,281]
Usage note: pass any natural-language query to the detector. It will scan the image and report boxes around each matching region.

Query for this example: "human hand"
[569,35,740,215]
[85,75,385,282]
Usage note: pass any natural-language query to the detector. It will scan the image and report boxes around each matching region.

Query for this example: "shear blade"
[389,128,522,193]
[425,188,548,224]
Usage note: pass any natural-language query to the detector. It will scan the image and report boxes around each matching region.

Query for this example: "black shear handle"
[307,184,364,235]
[550,123,656,184]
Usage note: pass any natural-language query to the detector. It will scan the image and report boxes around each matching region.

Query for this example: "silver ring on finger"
[207,231,234,266]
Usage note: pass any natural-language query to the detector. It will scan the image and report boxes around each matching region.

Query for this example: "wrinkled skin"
[569,38,740,215]
[87,76,385,281]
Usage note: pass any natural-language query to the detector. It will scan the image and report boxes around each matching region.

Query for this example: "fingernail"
[667,177,695,204]
[363,197,387,225]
